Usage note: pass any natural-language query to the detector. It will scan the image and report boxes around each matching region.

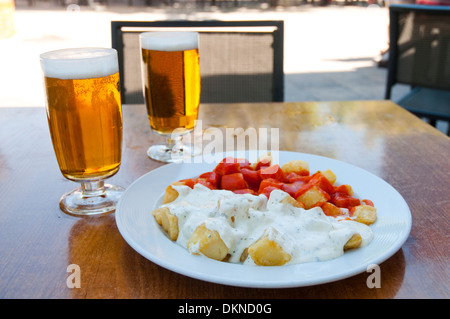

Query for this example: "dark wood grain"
[0,101,448,299]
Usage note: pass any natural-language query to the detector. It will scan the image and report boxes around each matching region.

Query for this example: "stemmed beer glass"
[139,31,201,163]
[40,48,124,216]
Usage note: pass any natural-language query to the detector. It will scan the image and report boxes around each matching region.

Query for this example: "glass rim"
[39,47,117,61]
[139,31,199,52]
[139,31,199,38]
[40,47,119,80]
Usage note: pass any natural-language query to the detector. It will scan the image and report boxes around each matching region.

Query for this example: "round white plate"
[115,151,411,288]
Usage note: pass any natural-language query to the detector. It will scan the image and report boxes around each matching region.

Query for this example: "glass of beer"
[139,31,201,163]
[40,48,124,216]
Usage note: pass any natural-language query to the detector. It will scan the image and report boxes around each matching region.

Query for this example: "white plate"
[115,151,412,288]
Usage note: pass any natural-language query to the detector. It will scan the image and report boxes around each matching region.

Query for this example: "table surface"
[0,101,449,299]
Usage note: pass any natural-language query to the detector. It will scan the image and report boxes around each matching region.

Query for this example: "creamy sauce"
[160,184,373,265]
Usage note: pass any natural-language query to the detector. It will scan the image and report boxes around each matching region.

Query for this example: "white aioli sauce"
[160,184,373,265]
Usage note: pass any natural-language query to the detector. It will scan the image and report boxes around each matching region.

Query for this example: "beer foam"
[140,32,199,52]
[40,48,119,80]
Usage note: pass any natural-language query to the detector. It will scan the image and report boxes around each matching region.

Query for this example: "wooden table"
[0,101,449,299]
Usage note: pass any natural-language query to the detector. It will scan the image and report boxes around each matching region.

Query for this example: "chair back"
[111,20,284,104]
[385,4,450,98]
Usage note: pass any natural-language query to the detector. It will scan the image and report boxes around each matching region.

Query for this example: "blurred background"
[0,0,408,108]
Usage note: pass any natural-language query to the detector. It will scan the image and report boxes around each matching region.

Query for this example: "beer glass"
[40,48,124,216]
[140,31,201,163]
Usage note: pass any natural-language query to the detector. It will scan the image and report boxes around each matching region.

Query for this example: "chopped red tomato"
[362,199,374,207]
[293,182,315,199]
[172,156,375,214]
[330,193,361,208]
[234,158,252,170]
[220,173,248,191]
[281,181,305,198]
[253,157,272,170]
[309,173,334,194]
[286,172,311,183]
[195,179,216,190]
[240,168,261,191]
[198,171,219,188]
[260,186,280,199]
[178,178,216,189]
[259,164,286,182]
[258,178,284,194]
[333,184,353,196]
[213,157,241,176]
[233,189,257,195]
[178,178,197,188]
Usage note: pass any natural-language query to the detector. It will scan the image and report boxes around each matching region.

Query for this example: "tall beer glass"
[140,31,201,162]
[40,48,124,216]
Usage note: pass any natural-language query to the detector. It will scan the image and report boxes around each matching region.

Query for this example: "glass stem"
[166,135,183,152]
[166,136,176,150]
[81,180,106,198]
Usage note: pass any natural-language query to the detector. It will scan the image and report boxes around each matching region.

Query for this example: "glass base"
[59,182,124,217]
[147,144,201,163]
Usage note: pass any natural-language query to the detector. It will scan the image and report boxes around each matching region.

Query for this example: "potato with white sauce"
[247,228,291,266]
[163,182,184,204]
[151,155,377,267]
[280,193,305,208]
[187,223,229,261]
[152,207,179,241]
[344,233,362,250]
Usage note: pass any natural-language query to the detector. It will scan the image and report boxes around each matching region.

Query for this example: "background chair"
[385,4,450,135]
[111,20,284,105]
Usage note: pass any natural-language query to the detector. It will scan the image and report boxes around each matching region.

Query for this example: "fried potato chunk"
[240,248,249,262]
[317,169,337,185]
[187,224,229,261]
[281,160,310,175]
[248,231,291,266]
[163,182,185,204]
[344,233,362,250]
[152,207,179,241]
[296,185,330,209]
[352,205,377,225]
[338,184,354,196]
[321,202,342,216]
[280,193,305,208]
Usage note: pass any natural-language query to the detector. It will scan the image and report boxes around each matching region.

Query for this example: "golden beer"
[40,47,124,216]
[44,73,122,181]
[140,32,200,135]
[41,48,122,182]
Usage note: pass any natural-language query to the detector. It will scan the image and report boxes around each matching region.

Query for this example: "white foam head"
[139,31,199,52]
[40,47,119,80]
